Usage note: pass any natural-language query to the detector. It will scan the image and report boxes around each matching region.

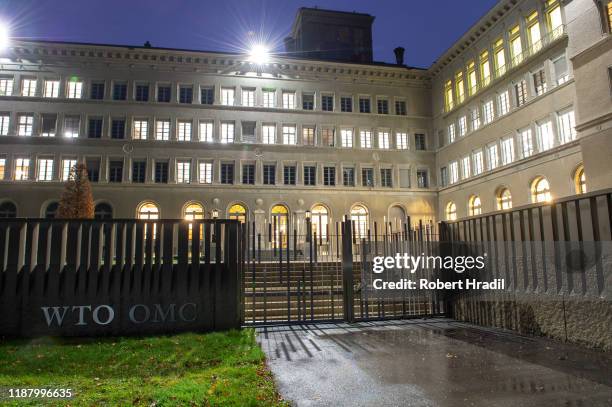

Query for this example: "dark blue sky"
[0,0,499,68]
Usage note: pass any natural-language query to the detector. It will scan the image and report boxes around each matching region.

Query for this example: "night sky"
[0,0,499,68]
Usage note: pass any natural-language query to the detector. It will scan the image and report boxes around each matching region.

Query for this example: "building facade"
[0,0,610,235]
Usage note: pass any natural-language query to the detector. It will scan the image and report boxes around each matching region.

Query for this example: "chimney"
[394,47,405,65]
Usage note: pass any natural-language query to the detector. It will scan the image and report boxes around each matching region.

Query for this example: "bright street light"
[248,44,270,65]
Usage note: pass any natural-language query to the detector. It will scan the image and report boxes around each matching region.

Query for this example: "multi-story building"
[0,0,610,235]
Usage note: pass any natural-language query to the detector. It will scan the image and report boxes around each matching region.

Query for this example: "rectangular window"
[86,158,100,182]
[380,168,392,187]
[40,114,57,137]
[533,69,547,95]
[322,128,335,147]
[37,158,54,181]
[455,71,465,104]
[88,117,102,138]
[132,160,146,183]
[498,91,510,116]
[242,88,255,107]
[458,116,467,137]
[360,130,372,148]
[480,50,491,87]
[44,80,60,98]
[416,169,428,188]
[510,25,523,65]
[501,136,515,165]
[607,2,612,33]
[179,85,193,104]
[67,81,83,99]
[263,89,275,108]
[519,127,534,158]
[242,121,256,143]
[321,95,334,111]
[444,80,454,111]
[415,133,426,151]
[377,99,389,114]
[359,97,371,113]
[302,93,314,110]
[449,161,459,184]
[0,77,13,96]
[21,78,37,97]
[177,120,192,141]
[340,96,352,112]
[157,84,171,102]
[303,126,315,146]
[63,116,80,138]
[133,119,148,140]
[494,38,506,77]
[18,114,34,136]
[221,122,234,143]
[527,11,542,53]
[221,87,235,106]
[108,160,123,183]
[470,108,481,131]
[262,124,276,144]
[483,100,495,124]
[558,109,576,144]
[537,119,554,151]
[284,165,296,185]
[176,160,191,184]
[323,166,336,186]
[487,143,499,170]
[395,100,407,115]
[448,123,456,143]
[155,119,170,141]
[472,149,484,175]
[553,54,569,85]
[343,167,355,187]
[113,82,127,100]
[90,82,105,100]
[62,158,77,181]
[304,165,316,186]
[0,113,8,136]
[199,120,213,142]
[201,87,214,104]
[396,132,408,149]
[340,128,353,148]
[362,168,374,187]
[199,162,213,184]
[14,158,30,180]
[548,4,563,34]
[378,131,390,149]
[440,167,448,187]
[282,92,296,109]
[263,164,276,185]
[515,80,527,107]
[242,164,255,185]
[461,156,471,179]
[154,161,169,183]
[111,118,125,139]
[282,125,296,145]
[220,163,234,184]
[135,84,149,101]
[399,168,411,188]
[467,61,477,95]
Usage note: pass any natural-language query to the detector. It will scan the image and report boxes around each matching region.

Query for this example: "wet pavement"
[256,318,612,407]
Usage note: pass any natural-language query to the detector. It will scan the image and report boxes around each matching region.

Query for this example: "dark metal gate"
[241,216,446,325]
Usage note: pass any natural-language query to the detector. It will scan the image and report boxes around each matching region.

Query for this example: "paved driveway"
[257,319,612,407]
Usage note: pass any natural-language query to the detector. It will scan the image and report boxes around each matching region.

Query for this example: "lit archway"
[137,201,160,238]
[310,204,329,240]
[350,204,369,238]
[388,205,407,232]
[497,188,512,210]
[184,202,204,240]
[228,203,247,224]
[271,204,289,248]
[468,195,482,216]
[531,177,551,203]
[574,165,586,194]
[445,202,457,221]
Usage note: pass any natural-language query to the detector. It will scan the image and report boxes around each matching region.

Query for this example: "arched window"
[184,202,204,240]
[498,188,512,210]
[0,201,17,218]
[228,203,247,224]
[94,203,113,220]
[574,165,586,194]
[350,205,369,238]
[310,204,329,240]
[45,202,59,219]
[532,177,551,203]
[446,202,457,221]
[137,202,159,220]
[468,196,482,216]
[388,205,407,232]
[271,204,289,248]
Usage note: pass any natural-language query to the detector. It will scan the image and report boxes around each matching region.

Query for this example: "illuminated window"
[340,128,353,148]
[532,177,552,203]
[350,205,369,238]
[378,130,390,149]
[396,132,408,149]
[199,162,212,184]
[263,89,275,108]
[501,136,515,165]
[137,202,159,220]
[498,90,510,116]
[483,100,494,124]
[176,160,191,184]
[461,155,470,179]
[607,2,612,33]
[177,120,192,141]
[271,205,289,247]
[155,119,170,141]
[574,165,586,194]
[199,120,213,142]
[62,158,77,181]
[527,11,542,53]
[14,158,30,180]
[283,125,297,145]
[446,202,457,221]
[444,80,454,111]
[480,50,491,87]
[133,119,148,140]
[221,87,235,106]
[449,161,459,184]
[547,2,563,36]
[557,109,576,144]
[455,71,465,104]
[44,80,60,98]
[229,203,247,223]
[18,114,34,136]
[262,124,276,144]
[509,25,523,65]
[470,108,481,131]
[458,116,467,137]
[519,127,534,158]
[242,88,255,107]
[472,149,484,175]
[303,126,315,145]
[0,158,6,180]
[221,122,234,143]
[467,61,477,95]
[494,38,506,77]
[0,77,13,96]
[311,205,329,240]
[447,123,456,143]
[0,113,8,136]
[184,203,204,239]
[360,130,372,148]
[487,143,499,170]
[498,188,513,210]
[37,158,54,181]
[469,196,482,216]
[322,128,335,147]
[21,78,37,97]
[282,92,296,109]
[67,80,83,99]
[537,119,554,151]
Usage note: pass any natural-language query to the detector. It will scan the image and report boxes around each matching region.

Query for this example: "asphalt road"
[257,318,612,407]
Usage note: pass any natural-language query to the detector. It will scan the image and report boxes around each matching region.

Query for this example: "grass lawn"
[0,329,286,406]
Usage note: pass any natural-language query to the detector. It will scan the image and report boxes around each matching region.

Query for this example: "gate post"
[341,218,355,323]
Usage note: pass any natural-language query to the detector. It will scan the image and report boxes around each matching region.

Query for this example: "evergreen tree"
[57,163,94,219]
